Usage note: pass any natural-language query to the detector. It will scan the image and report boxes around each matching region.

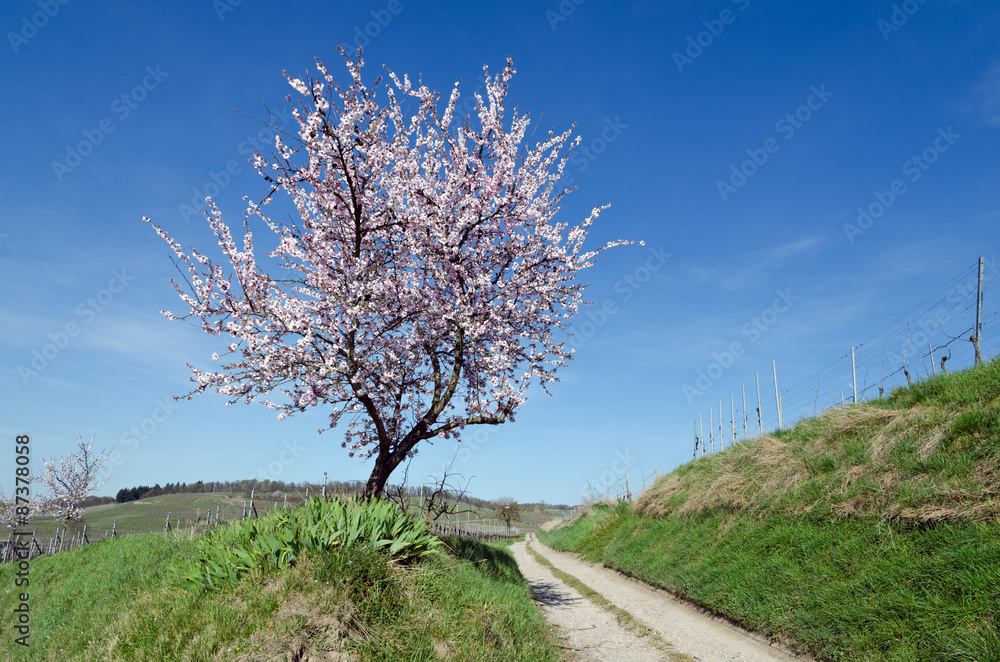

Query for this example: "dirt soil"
[511,534,809,662]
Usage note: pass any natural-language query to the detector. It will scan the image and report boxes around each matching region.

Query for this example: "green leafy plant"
[170,497,441,593]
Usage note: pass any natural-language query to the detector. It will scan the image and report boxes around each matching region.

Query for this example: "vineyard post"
[111,521,116,539]
[773,361,782,430]
[742,384,748,441]
[719,400,724,450]
[930,345,937,375]
[755,372,763,433]
[976,256,984,365]
[710,408,714,453]
[730,393,736,445]
[852,347,858,403]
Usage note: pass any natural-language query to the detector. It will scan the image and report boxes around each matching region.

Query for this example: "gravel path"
[509,538,665,661]
[515,533,808,662]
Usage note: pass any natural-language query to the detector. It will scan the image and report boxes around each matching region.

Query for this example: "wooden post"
[111,521,116,539]
[930,345,937,375]
[2,532,10,563]
[164,513,171,533]
[81,524,87,545]
[841,391,845,406]
[625,472,631,501]
[283,493,287,510]
[851,347,858,403]
[755,372,763,433]
[772,361,782,430]
[699,414,705,456]
[742,384,748,441]
[215,503,220,527]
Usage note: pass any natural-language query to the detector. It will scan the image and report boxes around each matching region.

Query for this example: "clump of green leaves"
[170,497,441,592]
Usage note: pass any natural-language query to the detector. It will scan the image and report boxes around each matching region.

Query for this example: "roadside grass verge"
[0,530,560,660]
[541,360,1000,661]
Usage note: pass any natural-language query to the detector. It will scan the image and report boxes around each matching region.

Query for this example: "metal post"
[772,361,782,430]
[719,400,724,451]
[699,414,705,456]
[755,372,763,433]
[709,408,714,453]
[976,257,984,365]
[742,384,748,441]
[851,347,858,403]
[730,393,736,445]
[693,418,698,458]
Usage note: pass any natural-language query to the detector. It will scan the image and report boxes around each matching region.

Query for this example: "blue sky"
[2,0,998,506]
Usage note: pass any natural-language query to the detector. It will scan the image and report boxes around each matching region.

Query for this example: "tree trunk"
[362,445,409,500]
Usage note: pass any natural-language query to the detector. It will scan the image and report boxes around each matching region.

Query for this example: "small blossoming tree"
[146,49,635,498]
[35,434,112,521]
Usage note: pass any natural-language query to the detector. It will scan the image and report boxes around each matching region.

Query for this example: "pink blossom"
[145,49,635,497]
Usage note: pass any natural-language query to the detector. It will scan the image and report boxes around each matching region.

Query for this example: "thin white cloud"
[976,63,1000,127]
[682,235,823,292]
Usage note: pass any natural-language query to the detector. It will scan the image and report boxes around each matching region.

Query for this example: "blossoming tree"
[146,49,635,498]
[35,434,112,521]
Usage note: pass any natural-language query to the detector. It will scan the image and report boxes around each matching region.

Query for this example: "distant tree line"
[111,478,572,509]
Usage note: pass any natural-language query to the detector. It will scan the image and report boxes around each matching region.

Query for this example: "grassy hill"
[540,359,1000,661]
[0,521,557,660]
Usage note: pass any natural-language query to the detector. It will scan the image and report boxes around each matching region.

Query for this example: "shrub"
[170,497,441,593]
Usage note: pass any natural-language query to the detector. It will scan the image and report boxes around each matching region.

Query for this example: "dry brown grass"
[637,398,999,525]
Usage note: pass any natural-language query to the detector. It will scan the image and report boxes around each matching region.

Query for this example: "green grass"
[540,359,1000,661]
[0,530,560,660]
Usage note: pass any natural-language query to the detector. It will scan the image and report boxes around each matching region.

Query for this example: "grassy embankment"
[540,359,1000,661]
[0,507,559,660]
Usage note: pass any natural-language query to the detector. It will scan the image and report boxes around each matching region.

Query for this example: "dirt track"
[511,534,808,662]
